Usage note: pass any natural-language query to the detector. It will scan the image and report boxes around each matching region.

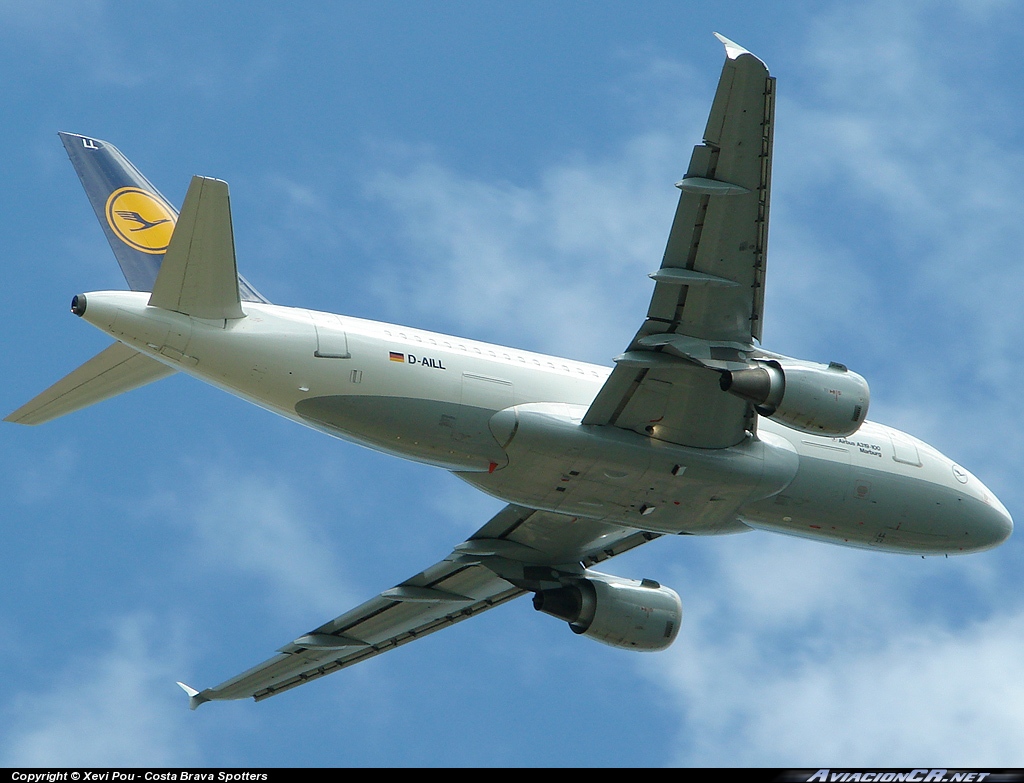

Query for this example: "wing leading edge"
[583,34,775,449]
[182,505,659,707]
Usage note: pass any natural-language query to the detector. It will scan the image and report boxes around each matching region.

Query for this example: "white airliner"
[7,35,1012,709]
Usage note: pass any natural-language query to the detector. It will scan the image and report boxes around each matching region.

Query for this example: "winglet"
[713,32,749,59]
[176,681,210,711]
[713,32,766,67]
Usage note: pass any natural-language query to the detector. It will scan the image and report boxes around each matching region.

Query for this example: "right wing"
[181,505,659,708]
[582,34,775,449]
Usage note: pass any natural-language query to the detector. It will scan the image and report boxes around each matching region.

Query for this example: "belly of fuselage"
[458,403,799,536]
[251,326,993,553]
[89,295,1001,555]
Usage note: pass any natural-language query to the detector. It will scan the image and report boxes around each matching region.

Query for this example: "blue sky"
[3,0,1024,768]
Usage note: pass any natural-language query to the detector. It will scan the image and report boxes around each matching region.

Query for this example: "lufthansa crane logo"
[104,187,176,254]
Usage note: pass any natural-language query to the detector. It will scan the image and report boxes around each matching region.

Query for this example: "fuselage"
[78,290,1013,556]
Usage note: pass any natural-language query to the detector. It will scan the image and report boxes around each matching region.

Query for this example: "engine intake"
[720,360,869,437]
[533,572,682,652]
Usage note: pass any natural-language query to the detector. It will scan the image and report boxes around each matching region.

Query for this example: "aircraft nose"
[969,493,1013,551]
[990,496,1013,544]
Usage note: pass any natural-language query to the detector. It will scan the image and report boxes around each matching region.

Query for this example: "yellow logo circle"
[105,187,176,254]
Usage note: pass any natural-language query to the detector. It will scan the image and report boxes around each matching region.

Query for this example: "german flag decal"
[389,351,405,363]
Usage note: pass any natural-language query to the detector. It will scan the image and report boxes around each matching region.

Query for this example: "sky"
[2,0,1023,768]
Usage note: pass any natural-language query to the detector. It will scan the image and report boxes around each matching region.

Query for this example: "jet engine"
[719,359,869,437]
[532,572,682,651]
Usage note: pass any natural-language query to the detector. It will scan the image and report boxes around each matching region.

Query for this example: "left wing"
[180,505,659,707]
[583,34,775,449]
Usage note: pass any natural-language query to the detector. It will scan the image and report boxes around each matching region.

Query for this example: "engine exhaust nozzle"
[720,365,784,411]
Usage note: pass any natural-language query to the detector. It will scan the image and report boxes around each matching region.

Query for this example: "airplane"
[6,34,1012,710]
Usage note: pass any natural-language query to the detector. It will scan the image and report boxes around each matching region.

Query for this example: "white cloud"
[784,1,1024,366]
[0,615,200,766]
[11,443,79,506]
[0,1,149,89]
[0,0,105,33]
[739,0,1024,494]
[157,466,354,619]
[364,133,688,362]
[647,536,1024,766]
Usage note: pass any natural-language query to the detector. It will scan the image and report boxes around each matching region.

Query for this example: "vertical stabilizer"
[59,132,269,304]
[60,132,176,292]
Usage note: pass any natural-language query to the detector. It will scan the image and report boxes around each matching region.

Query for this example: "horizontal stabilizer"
[5,342,175,425]
[149,176,245,320]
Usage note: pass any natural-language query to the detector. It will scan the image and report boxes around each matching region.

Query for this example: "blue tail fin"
[59,132,269,303]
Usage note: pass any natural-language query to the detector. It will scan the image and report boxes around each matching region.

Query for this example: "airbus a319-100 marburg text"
[7,35,1012,708]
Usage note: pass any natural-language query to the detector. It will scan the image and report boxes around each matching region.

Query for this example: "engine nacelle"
[532,572,682,652]
[720,359,869,437]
